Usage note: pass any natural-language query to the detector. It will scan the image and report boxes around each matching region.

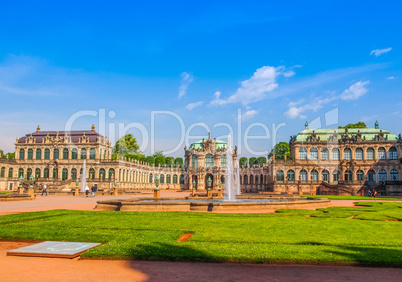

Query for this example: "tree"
[155,155,166,166]
[3,152,15,159]
[165,157,175,166]
[153,151,164,157]
[174,157,183,167]
[257,157,267,165]
[0,150,3,158]
[144,156,155,166]
[112,134,141,159]
[239,157,248,167]
[249,157,257,167]
[269,142,290,160]
[338,122,367,129]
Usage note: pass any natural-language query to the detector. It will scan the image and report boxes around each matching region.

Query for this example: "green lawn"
[301,195,402,201]
[0,191,11,194]
[0,202,401,265]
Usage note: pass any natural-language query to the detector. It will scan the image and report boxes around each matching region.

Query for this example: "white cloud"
[185,101,203,110]
[178,72,194,99]
[340,80,369,100]
[370,47,392,57]
[285,96,337,119]
[210,65,293,106]
[241,109,258,120]
[386,76,395,80]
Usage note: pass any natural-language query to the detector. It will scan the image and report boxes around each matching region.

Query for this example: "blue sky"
[0,0,401,157]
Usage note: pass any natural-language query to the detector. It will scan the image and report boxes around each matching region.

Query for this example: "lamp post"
[113,179,118,195]
[76,178,79,188]
[154,175,160,198]
[218,180,222,197]
[191,179,196,197]
[28,174,35,196]
[18,175,24,194]
[155,175,160,190]
[207,176,212,198]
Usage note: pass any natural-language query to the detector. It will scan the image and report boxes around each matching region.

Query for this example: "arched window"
[311,169,318,181]
[367,148,374,160]
[88,168,95,179]
[332,148,340,160]
[62,168,68,181]
[356,170,364,181]
[160,174,165,184]
[220,155,226,167]
[108,169,115,179]
[53,168,58,179]
[53,149,59,160]
[344,148,352,160]
[367,170,375,183]
[90,148,96,160]
[299,147,307,160]
[166,174,171,184]
[71,168,77,179]
[300,169,307,181]
[276,170,284,182]
[27,168,32,180]
[27,149,33,160]
[255,175,259,184]
[8,168,13,178]
[333,170,340,183]
[390,169,399,181]
[287,170,295,181]
[81,149,87,159]
[18,168,24,178]
[63,149,69,160]
[321,148,329,160]
[36,149,41,160]
[19,149,25,160]
[244,175,248,184]
[149,173,153,183]
[180,174,185,184]
[44,149,50,159]
[72,149,78,159]
[250,175,253,184]
[322,170,329,183]
[310,148,318,160]
[389,147,397,160]
[355,148,363,160]
[44,168,49,178]
[378,169,387,182]
[378,147,386,160]
[260,174,263,184]
[35,168,40,179]
[0,167,4,178]
[205,154,214,167]
[97,168,104,180]
[344,170,353,182]
[173,174,178,184]
[191,155,198,168]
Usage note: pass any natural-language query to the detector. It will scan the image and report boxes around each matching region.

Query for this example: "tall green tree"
[257,157,267,165]
[165,157,175,166]
[0,150,4,158]
[338,122,367,129]
[239,157,248,167]
[249,157,257,167]
[153,151,164,157]
[269,142,290,160]
[145,156,155,166]
[155,155,166,166]
[112,134,141,159]
[174,157,183,167]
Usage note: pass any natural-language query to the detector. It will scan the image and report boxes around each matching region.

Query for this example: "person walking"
[372,189,377,201]
[85,185,90,197]
[41,184,48,196]
[91,185,96,197]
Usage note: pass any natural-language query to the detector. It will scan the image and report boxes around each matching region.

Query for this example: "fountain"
[224,134,239,201]
[80,160,86,193]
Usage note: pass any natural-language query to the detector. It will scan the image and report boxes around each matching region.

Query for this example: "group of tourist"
[361,188,378,200]
[85,184,97,197]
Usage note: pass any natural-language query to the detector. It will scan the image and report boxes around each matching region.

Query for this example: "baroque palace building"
[0,122,401,196]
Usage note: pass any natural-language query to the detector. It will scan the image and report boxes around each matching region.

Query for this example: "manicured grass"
[0,202,401,265]
[301,195,402,201]
[0,191,11,194]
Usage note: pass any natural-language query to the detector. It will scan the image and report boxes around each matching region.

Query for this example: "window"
[71,168,77,179]
[0,167,4,177]
[390,169,399,181]
[62,168,68,181]
[53,168,58,179]
[367,170,375,183]
[27,149,33,160]
[378,169,387,182]
[205,154,214,167]
[19,149,25,160]
[344,148,352,160]
[367,148,374,160]
[243,175,248,184]
[44,168,49,178]
[299,147,307,160]
[311,169,318,181]
[27,168,32,180]
[18,168,24,178]
[160,174,165,184]
[250,175,253,184]
[166,174,171,184]
[321,148,329,160]
[287,170,295,181]
[149,173,153,183]
[63,149,69,159]
[108,169,115,179]
[255,175,259,184]
[344,170,353,182]
[332,148,340,160]
[8,168,13,178]
[36,149,41,160]
[53,149,59,160]
[389,148,397,160]
[90,148,96,159]
[300,170,307,181]
[357,170,364,181]
[81,149,87,159]
[72,149,78,159]
[191,155,198,168]
[355,148,363,160]
[310,148,318,160]
[322,170,329,183]
[173,174,178,184]
[89,168,95,179]
[99,169,105,180]
[220,155,226,167]
[35,168,40,179]
[180,174,185,184]
[378,147,386,160]
[333,170,340,183]
[276,170,284,182]
[44,149,50,159]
